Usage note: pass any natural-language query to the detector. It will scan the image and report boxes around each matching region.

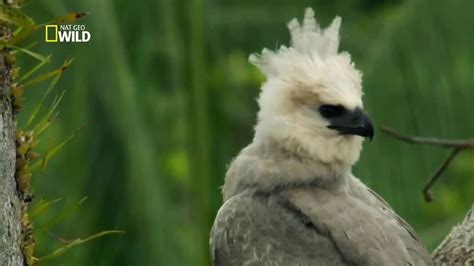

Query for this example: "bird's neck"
[222,138,352,201]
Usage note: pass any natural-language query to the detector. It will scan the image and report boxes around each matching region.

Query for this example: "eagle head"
[251,8,373,167]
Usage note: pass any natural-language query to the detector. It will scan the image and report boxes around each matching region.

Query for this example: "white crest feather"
[250,8,343,78]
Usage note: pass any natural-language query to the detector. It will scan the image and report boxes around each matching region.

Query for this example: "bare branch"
[422,148,461,202]
[381,126,474,202]
[381,127,474,149]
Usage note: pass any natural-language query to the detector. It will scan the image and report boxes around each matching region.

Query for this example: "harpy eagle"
[210,8,432,266]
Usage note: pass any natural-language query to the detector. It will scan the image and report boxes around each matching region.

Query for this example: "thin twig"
[381,126,474,202]
[381,126,474,149]
[422,148,462,202]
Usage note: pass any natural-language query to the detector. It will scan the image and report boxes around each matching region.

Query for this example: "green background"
[17,0,474,265]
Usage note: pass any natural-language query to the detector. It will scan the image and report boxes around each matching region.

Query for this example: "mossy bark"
[0,24,24,265]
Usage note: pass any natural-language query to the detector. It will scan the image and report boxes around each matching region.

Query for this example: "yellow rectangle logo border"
[45,25,58,43]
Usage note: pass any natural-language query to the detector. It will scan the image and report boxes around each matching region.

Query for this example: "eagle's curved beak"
[327,108,374,140]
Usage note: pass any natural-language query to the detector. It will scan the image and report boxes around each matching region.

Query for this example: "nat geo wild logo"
[45,24,91,43]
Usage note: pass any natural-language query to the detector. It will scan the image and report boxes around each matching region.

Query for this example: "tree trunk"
[0,23,24,265]
[432,206,474,265]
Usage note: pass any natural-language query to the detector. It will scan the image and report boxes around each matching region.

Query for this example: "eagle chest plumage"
[210,179,431,266]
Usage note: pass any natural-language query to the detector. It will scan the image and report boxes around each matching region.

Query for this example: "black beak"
[327,108,374,140]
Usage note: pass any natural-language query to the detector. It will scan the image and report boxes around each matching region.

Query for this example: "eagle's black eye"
[318,104,346,118]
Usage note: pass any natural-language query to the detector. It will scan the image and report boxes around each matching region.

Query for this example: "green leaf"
[11,11,88,45]
[24,59,73,127]
[32,90,65,135]
[25,74,61,127]
[10,45,50,63]
[22,67,62,88]
[30,198,63,218]
[22,58,72,88]
[35,230,124,263]
[9,26,36,45]
[30,125,84,172]
[19,54,52,82]
[37,11,89,27]
[33,111,59,137]
[37,197,88,232]
[0,4,35,28]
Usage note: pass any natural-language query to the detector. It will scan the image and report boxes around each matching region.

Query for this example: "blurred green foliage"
[15,0,474,265]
